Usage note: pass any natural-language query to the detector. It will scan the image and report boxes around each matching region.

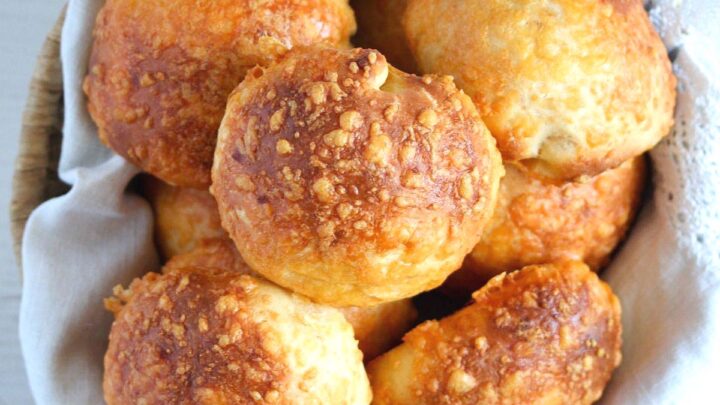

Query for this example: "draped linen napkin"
[19,0,720,403]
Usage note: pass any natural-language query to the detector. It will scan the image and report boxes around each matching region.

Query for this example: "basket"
[10,7,69,270]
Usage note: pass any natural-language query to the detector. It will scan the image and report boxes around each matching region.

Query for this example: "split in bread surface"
[84,0,356,187]
[211,45,504,306]
[404,0,676,180]
[367,261,622,405]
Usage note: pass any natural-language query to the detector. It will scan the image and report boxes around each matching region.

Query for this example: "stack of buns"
[85,0,675,403]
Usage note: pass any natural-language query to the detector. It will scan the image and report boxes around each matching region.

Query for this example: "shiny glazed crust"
[143,176,227,260]
[404,0,675,180]
[103,267,371,404]
[163,238,417,361]
[367,261,622,405]
[446,157,646,292]
[351,0,416,73]
[212,46,503,306]
[84,0,356,187]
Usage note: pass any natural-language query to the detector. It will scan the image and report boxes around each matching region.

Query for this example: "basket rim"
[10,6,69,272]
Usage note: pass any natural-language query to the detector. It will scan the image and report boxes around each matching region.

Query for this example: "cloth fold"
[19,0,720,403]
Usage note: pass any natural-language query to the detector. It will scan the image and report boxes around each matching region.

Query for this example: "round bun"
[351,0,416,73]
[404,0,676,180]
[164,238,417,361]
[85,0,356,187]
[103,266,371,404]
[162,238,252,275]
[446,157,645,293]
[142,176,227,260]
[367,261,622,405]
[340,297,417,361]
[212,46,503,306]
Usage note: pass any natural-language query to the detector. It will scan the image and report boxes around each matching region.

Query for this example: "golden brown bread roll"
[350,0,416,73]
[338,297,417,361]
[104,266,371,404]
[367,261,622,405]
[164,238,417,361]
[211,46,503,306]
[162,238,251,275]
[445,157,646,294]
[404,0,676,180]
[142,176,227,260]
[85,0,356,187]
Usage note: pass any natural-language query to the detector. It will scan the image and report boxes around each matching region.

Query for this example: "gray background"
[1,1,67,403]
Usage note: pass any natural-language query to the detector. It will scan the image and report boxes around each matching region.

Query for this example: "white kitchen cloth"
[18,0,720,403]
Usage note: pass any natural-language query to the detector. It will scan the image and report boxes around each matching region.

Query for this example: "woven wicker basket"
[10,8,69,269]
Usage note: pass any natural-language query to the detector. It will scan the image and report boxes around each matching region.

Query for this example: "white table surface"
[1,1,67,404]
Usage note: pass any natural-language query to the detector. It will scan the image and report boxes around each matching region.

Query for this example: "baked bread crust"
[446,157,646,293]
[164,239,416,361]
[404,0,675,180]
[84,0,356,187]
[212,46,503,306]
[104,266,371,404]
[368,261,622,405]
[143,176,227,260]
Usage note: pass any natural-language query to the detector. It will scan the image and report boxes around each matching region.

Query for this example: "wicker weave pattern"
[10,8,69,269]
